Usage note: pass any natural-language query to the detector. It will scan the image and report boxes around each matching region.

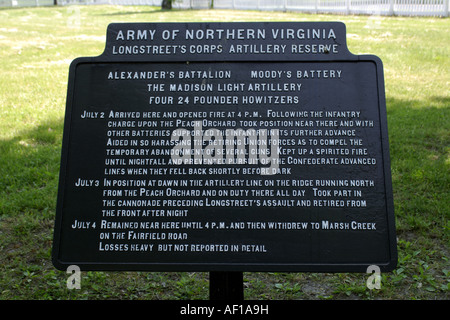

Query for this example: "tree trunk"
[161,0,172,9]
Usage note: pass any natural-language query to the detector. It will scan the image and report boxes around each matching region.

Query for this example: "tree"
[161,0,172,9]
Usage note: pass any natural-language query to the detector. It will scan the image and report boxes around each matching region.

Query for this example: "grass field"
[0,5,449,300]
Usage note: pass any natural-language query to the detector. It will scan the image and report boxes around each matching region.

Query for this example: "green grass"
[0,6,449,300]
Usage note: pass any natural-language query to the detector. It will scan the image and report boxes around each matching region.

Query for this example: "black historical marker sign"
[52,22,397,272]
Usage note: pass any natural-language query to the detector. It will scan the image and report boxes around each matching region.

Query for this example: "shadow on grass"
[0,118,64,218]
[386,96,449,238]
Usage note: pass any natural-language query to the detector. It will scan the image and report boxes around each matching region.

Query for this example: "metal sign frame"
[52,22,397,272]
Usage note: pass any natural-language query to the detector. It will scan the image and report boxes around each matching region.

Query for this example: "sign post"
[53,22,397,293]
[210,272,244,300]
